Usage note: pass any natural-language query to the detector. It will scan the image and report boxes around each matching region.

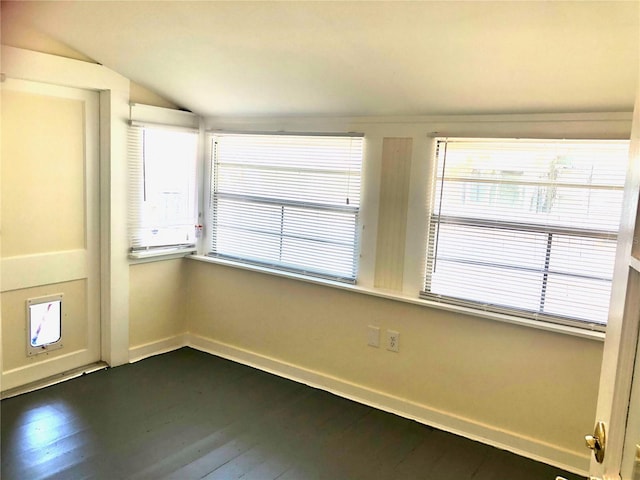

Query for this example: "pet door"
[27,294,63,355]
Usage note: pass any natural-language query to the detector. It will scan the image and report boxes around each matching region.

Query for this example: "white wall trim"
[1,45,128,92]
[1,348,93,391]
[184,332,589,477]
[204,112,633,140]
[130,103,198,128]
[128,334,188,363]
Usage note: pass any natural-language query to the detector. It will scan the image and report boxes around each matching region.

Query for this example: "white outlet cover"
[367,325,380,347]
[387,330,399,352]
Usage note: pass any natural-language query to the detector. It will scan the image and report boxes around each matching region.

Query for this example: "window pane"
[424,138,629,327]
[211,134,363,282]
[548,235,617,279]
[543,275,611,324]
[128,126,198,250]
[430,261,543,313]
[433,223,549,270]
[213,198,283,263]
[143,129,197,227]
[281,207,358,278]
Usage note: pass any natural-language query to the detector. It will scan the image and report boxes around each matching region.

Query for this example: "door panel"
[621,268,640,478]
[590,82,640,479]
[1,79,100,392]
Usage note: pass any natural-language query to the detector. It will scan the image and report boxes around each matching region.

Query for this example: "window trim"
[127,104,201,259]
[206,131,365,283]
[420,137,629,331]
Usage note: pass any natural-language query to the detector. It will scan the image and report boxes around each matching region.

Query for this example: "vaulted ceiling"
[2,1,638,117]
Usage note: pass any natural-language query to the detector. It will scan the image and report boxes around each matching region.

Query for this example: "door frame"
[1,46,131,369]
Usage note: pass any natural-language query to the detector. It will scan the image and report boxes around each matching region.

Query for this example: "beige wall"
[129,260,187,348]
[185,260,602,460]
[129,83,179,110]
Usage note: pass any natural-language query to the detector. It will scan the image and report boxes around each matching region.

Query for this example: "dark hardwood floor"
[1,348,584,480]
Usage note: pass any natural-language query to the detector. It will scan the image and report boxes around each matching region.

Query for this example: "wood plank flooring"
[1,348,584,480]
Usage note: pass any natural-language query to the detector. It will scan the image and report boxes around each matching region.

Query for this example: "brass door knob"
[585,421,606,463]
[585,434,601,450]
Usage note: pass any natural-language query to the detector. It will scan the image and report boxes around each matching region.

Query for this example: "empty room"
[1,1,640,479]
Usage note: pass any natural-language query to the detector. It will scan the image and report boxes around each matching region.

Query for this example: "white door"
[588,84,640,479]
[1,78,101,392]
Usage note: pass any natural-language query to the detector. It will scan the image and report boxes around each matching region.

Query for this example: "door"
[588,84,640,479]
[0,78,101,392]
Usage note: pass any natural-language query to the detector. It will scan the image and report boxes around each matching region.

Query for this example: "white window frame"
[206,131,365,283]
[420,137,630,331]
[127,104,200,260]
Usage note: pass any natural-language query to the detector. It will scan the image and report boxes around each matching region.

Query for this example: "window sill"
[187,255,605,342]
[128,247,197,264]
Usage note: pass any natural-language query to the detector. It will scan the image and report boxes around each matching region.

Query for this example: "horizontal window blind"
[422,138,629,329]
[128,125,198,251]
[209,133,364,282]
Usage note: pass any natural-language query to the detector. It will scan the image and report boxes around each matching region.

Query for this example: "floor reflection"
[4,398,97,478]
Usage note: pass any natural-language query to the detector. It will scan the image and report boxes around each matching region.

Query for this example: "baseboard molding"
[128,334,188,363]
[185,332,589,477]
[1,348,101,392]
[1,361,108,399]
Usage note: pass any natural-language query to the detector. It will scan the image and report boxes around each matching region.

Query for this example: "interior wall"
[185,260,602,467]
[129,83,180,110]
[126,103,200,358]
[0,11,185,358]
[182,112,634,473]
[129,259,188,350]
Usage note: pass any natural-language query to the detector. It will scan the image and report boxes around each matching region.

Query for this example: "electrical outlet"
[387,330,399,352]
[633,444,640,480]
[367,325,380,347]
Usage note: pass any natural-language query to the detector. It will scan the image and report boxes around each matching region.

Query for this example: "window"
[422,138,629,329]
[128,124,199,253]
[209,133,364,283]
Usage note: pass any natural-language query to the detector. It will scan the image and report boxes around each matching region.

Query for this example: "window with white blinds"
[422,138,630,329]
[128,124,198,252]
[209,133,364,283]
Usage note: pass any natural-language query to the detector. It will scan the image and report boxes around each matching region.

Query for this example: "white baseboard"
[185,332,589,477]
[2,348,99,391]
[128,334,188,363]
[1,361,107,399]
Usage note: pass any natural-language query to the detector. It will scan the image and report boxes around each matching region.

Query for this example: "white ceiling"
[2,1,639,117]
